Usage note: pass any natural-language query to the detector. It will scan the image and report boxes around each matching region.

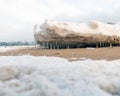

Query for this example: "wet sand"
[0,46,120,61]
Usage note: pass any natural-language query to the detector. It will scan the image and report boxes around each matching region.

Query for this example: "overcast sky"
[0,0,120,42]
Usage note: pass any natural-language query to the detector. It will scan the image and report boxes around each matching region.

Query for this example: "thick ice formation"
[34,19,120,48]
[0,55,120,96]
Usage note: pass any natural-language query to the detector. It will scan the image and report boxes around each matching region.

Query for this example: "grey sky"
[0,0,120,42]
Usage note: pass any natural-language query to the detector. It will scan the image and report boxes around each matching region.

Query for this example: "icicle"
[100,42,101,47]
[53,45,55,49]
[104,43,106,47]
[103,43,104,47]
[55,42,57,49]
[110,43,112,48]
[79,44,81,48]
[44,43,46,49]
[42,43,44,49]
[50,43,51,49]
[45,43,47,49]
[39,43,41,48]
[46,43,49,49]
[56,42,59,49]
[96,43,98,48]
[40,43,43,49]
[57,45,59,49]
[44,43,46,48]
[50,43,52,49]
[40,43,42,48]
[67,45,69,49]
[77,44,80,48]
[46,43,47,48]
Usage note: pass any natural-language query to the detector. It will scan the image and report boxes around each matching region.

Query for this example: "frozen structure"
[34,19,120,49]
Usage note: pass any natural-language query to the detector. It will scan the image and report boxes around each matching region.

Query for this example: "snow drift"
[0,56,120,96]
[34,19,120,48]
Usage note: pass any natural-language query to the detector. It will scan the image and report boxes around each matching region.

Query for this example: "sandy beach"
[0,46,120,61]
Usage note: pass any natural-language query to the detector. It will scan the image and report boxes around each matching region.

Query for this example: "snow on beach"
[0,55,120,96]
[0,46,35,52]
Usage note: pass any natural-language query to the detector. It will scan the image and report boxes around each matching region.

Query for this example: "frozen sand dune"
[0,56,120,96]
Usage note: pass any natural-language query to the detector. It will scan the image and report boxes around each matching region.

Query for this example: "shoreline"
[0,46,120,61]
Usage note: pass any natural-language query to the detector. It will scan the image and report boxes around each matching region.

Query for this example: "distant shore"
[0,46,120,61]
